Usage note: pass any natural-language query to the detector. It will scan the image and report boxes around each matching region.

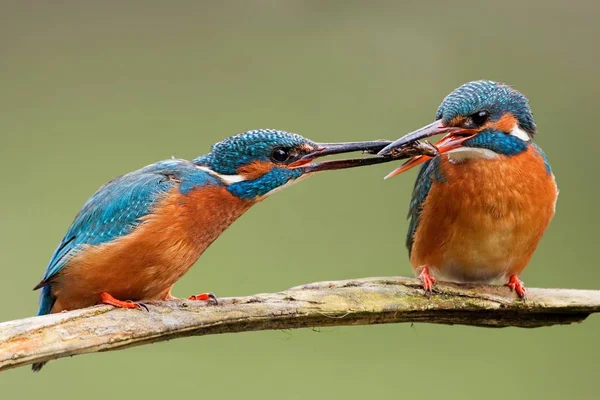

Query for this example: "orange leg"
[100,292,149,311]
[505,275,527,298]
[418,266,436,293]
[188,292,218,305]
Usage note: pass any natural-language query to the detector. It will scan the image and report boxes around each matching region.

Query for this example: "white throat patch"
[446,147,499,163]
[509,125,531,141]
[196,166,247,184]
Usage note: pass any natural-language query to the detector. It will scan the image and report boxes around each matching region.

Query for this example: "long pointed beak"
[378,119,478,179]
[311,141,394,157]
[378,120,460,156]
[288,140,437,173]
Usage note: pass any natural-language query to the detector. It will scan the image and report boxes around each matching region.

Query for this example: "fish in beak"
[377,119,478,179]
[289,140,438,173]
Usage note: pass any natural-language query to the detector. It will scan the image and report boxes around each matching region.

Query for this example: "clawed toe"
[188,292,218,305]
[418,266,436,293]
[505,275,527,299]
[100,292,149,311]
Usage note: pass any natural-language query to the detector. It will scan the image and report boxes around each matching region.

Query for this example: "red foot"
[100,292,148,311]
[419,267,436,293]
[188,292,218,305]
[505,275,527,298]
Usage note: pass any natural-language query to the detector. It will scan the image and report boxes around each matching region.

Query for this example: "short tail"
[32,285,56,372]
[32,362,47,372]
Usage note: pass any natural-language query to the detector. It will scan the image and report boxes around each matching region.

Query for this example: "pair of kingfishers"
[32,80,557,370]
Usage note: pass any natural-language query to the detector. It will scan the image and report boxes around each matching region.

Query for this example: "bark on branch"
[2,276,599,372]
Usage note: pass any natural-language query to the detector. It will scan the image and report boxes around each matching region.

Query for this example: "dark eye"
[270,147,291,163]
[470,110,490,126]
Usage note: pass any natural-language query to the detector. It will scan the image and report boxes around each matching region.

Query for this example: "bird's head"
[193,129,395,200]
[378,80,536,178]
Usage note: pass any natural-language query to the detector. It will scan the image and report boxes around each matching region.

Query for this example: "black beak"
[289,140,438,173]
[311,141,394,157]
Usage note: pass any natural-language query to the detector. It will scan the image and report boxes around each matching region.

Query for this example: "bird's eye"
[270,147,291,163]
[470,110,491,127]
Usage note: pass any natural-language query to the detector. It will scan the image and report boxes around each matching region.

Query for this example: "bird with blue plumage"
[378,81,558,297]
[32,128,408,371]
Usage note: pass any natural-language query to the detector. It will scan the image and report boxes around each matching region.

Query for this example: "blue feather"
[436,81,536,135]
[406,157,445,256]
[193,129,313,175]
[35,159,220,315]
[464,130,528,156]
[37,286,55,316]
[227,168,303,200]
[531,142,553,174]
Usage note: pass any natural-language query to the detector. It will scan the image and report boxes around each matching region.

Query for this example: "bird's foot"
[188,292,218,305]
[505,275,527,298]
[419,267,436,293]
[100,292,149,311]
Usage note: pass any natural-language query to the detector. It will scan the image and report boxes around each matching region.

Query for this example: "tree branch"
[2,276,599,372]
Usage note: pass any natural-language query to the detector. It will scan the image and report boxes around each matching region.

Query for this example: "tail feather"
[32,362,47,372]
[37,285,55,316]
[33,285,56,372]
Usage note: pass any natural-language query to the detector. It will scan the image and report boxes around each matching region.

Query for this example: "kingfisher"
[32,129,404,371]
[378,81,558,298]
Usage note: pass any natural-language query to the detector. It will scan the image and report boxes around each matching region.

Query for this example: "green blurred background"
[1,0,599,398]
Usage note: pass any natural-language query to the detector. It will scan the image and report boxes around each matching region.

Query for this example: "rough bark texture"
[1,276,599,372]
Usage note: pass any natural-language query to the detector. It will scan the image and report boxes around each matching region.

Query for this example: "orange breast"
[51,186,252,312]
[410,146,557,283]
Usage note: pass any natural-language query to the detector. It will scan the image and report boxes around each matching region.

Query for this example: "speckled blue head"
[436,80,536,136]
[191,129,313,200]
[379,80,551,178]
[194,129,316,175]
[192,129,396,200]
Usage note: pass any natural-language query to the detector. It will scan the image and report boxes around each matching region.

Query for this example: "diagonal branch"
[1,276,599,372]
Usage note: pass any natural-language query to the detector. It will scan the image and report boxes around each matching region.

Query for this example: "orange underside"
[410,146,558,284]
[50,186,252,312]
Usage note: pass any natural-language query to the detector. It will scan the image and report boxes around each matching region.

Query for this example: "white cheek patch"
[196,166,247,184]
[509,125,531,141]
[446,147,499,163]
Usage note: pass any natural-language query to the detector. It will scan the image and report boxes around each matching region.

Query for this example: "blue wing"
[530,142,553,175]
[406,157,445,256]
[35,159,217,314]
